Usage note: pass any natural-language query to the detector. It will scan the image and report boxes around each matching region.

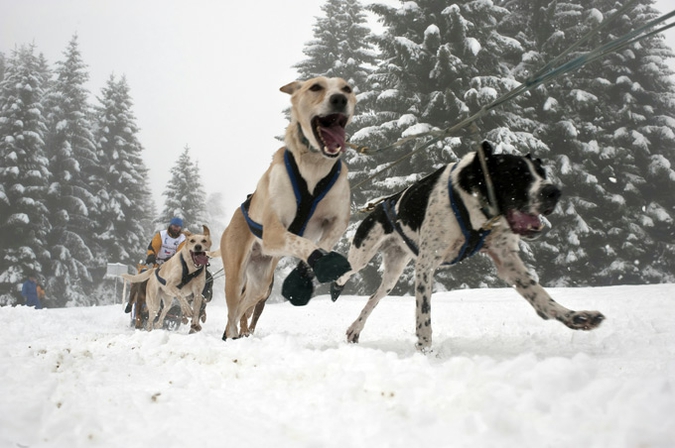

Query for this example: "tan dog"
[220,76,356,340]
[121,226,212,333]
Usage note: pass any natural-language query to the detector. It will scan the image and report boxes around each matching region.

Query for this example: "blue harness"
[241,149,342,238]
[154,253,204,288]
[383,167,491,265]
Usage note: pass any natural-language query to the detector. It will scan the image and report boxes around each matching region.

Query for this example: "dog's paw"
[346,327,360,343]
[282,265,315,306]
[308,250,351,283]
[562,311,605,330]
[330,282,345,302]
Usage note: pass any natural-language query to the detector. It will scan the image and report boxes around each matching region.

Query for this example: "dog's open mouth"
[312,113,348,157]
[191,251,209,267]
[506,210,546,238]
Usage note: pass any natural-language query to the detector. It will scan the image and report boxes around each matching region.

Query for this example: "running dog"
[220,76,356,339]
[121,226,212,333]
[332,142,605,351]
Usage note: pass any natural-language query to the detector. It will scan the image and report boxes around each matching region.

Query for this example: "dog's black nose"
[194,245,202,252]
[330,93,348,111]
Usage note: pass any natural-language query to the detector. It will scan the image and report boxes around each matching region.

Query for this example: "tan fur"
[221,76,356,339]
[122,226,212,333]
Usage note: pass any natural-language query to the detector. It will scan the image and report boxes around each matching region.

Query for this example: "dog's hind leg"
[346,244,411,343]
[487,247,605,331]
[144,289,160,332]
[248,297,268,334]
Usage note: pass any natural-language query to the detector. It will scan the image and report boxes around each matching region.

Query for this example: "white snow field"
[1,284,674,448]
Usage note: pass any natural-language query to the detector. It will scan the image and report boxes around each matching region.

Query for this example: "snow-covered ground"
[1,284,674,448]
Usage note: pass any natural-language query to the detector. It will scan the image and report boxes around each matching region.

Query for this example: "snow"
[465,37,481,56]
[1,284,674,447]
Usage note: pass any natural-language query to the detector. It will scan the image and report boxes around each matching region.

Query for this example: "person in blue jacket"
[21,273,42,309]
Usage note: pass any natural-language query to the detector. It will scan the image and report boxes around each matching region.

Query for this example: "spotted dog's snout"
[540,185,561,215]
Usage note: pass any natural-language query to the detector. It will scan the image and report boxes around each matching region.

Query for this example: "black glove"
[282,261,314,306]
[307,249,351,283]
[145,254,156,265]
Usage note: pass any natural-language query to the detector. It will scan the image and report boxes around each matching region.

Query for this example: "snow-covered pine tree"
[0,44,51,304]
[42,35,98,306]
[158,145,207,232]
[294,0,377,90]
[509,0,675,285]
[91,75,153,287]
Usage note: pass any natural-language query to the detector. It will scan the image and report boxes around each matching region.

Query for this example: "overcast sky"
[2,0,674,224]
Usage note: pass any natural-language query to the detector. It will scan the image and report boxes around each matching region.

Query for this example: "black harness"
[154,253,204,289]
[383,165,491,265]
[241,149,342,238]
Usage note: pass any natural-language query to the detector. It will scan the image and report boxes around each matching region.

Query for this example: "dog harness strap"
[285,149,342,237]
[448,165,491,264]
[240,150,341,238]
[154,268,167,286]
[382,197,420,257]
[241,195,263,238]
[176,254,204,289]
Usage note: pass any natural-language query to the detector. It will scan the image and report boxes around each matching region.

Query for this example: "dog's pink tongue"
[320,124,346,153]
[507,210,543,235]
[193,252,209,266]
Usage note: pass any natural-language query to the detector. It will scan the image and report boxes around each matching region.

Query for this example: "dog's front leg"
[262,212,350,305]
[262,215,350,282]
[189,290,204,334]
[164,285,193,317]
[488,247,605,330]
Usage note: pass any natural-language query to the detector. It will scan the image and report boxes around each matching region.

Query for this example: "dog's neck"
[296,123,313,152]
[284,121,341,192]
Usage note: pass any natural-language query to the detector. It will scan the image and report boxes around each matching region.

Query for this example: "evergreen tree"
[0,44,51,304]
[91,74,152,283]
[506,0,675,285]
[294,0,377,90]
[42,34,98,306]
[158,145,207,232]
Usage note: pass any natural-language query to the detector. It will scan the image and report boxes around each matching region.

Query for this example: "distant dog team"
[121,226,212,334]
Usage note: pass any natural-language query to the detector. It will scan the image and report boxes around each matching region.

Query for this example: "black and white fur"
[332,141,605,352]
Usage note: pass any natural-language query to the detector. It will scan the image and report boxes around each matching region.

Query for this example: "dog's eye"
[309,83,323,92]
[342,85,353,94]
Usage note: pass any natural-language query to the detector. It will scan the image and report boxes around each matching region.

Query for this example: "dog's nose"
[330,93,348,112]
[540,185,561,214]
[194,244,202,252]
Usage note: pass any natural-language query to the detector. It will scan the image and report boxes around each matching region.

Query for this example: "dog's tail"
[207,248,221,259]
[121,269,154,283]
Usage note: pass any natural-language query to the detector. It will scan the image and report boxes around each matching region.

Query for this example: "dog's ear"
[202,225,210,237]
[182,229,192,237]
[481,141,494,157]
[280,81,303,95]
